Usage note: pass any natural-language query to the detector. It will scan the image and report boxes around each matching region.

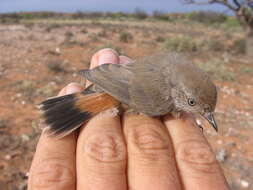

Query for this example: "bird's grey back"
[83,52,216,115]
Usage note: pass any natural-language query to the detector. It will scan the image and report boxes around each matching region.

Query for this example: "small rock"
[55,47,61,54]
[240,180,249,188]
[21,134,30,142]
[5,154,11,160]
[226,141,236,148]
[216,148,227,163]
[217,140,223,145]
[225,127,238,137]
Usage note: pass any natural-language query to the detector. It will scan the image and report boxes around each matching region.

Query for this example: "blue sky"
[0,0,229,14]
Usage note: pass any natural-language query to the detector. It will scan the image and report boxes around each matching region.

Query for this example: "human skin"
[28,48,230,190]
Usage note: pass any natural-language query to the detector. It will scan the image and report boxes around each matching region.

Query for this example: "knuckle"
[85,133,126,163]
[177,140,220,173]
[31,157,75,189]
[130,124,172,161]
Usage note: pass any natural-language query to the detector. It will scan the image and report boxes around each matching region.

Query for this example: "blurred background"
[0,0,252,189]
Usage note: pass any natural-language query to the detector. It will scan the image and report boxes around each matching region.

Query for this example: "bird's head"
[170,68,218,131]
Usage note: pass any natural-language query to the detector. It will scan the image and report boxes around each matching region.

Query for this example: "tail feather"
[39,92,119,137]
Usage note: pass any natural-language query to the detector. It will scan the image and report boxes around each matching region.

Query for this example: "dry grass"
[196,59,235,82]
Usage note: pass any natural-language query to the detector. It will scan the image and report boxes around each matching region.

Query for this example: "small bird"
[39,52,218,137]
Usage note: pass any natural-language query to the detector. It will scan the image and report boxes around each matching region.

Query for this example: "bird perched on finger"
[39,52,218,138]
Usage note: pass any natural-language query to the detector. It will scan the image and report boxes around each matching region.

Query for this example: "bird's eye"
[188,98,196,106]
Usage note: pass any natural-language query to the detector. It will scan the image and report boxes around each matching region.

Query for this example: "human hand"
[28,49,229,190]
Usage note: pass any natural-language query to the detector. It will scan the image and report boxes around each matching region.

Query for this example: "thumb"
[86,48,120,87]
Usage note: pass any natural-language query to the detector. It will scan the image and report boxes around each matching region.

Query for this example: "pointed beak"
[204,113,218,132]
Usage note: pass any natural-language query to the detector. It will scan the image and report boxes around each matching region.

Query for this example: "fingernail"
[66,82,84,94]
[98,49,119,65]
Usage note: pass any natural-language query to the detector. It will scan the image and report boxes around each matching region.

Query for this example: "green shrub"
[16,80,36,92]
[241,66,252,74]
[152,11,171,21]
[224,17,240,27]
[15,80,36,98]
[186,11,228,24]
[80,28,88,34]
[93,43,123,54]
[133,8,148,20]
[119,32,133,43]
[36,83,58,97]
[46,59,66,73]
[88,33,99,42]
[0,13,21,23]
[72,11,105,19]
[72,11,86,19]
[208,39,225,51]
[46,23,61,32]
[65,31,74,38]
[196,59,235,82]
[0,17,20,23]
[98,29,107,37]
[232,39,246,54]
[201,38,225,52]
[155,36,165,42]
[20,13,36,19]
[164,37,198,52]
[24,23,34,29]
[107,12,128,19]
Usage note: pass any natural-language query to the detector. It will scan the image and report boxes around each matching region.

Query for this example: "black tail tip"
[38,93,93,137]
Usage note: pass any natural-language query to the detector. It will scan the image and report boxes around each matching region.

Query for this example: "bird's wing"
[129,67,173,116]
[81,63,133,104]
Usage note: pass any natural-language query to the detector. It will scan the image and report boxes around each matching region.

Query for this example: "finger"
[119,55,133,64]
[28,83,84,190]
[123,114,182,190]
[164,114,229,190]
[86,48,119,87]
[76,113,127,190]
[77,49,127,190]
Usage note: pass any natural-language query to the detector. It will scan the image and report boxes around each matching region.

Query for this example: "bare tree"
[183,0,253,57]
